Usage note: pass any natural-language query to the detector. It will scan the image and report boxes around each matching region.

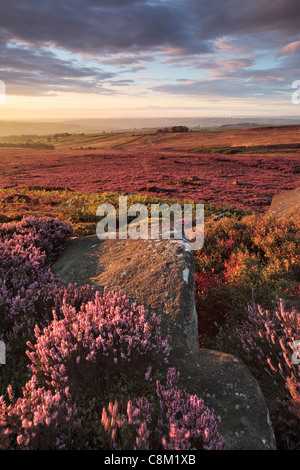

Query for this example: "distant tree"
[171,126,189,133]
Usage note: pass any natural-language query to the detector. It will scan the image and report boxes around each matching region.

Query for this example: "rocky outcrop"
[52,234,276,450]
[167,349,276,450]
[53,235,199,354]
[265,187,300,223]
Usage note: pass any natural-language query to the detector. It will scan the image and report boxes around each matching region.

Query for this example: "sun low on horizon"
[0,0,299,121]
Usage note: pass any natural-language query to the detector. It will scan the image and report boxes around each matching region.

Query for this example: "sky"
[0,0,300,120]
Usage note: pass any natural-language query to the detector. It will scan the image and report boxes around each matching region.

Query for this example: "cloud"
[100,53,155,67]
[278,40,300,57]
[0,1,195,55]
[0,42,118,96]
[151,79,260,99]
[107,79,135,87]
[188,0,300,42]
[0,0,299,101]
[151,78,288,103]
[5,0,298,59]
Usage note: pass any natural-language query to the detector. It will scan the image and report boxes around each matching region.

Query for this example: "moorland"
[0,124,299,450]
[0,124,299,212]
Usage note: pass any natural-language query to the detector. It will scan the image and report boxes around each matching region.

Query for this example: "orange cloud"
[278,41,300,56]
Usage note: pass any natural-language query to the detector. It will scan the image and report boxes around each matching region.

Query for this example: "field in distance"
[0,124,299,213]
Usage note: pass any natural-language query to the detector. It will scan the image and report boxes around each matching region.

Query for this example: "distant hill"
[218,123,262,129]
[0,121,83,137]
[1,117,300,137]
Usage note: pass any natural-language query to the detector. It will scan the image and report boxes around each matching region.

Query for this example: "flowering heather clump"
[0,216,73,261]
[0,288,169,449]
[216,300,300,448]
[26,288,170,390]
[156,368,225,450]
[0,377,75,450]
[0,290,225,450]
[0,217,73,347]
[101,398,153,450]
[101,368,225,451]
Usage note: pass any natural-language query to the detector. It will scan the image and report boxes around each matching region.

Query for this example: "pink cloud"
[278,40,300,56]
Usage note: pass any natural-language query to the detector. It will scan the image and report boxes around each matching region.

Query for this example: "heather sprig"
[100,367,225,451]
[156,368,225,450]
[216,300,300,448]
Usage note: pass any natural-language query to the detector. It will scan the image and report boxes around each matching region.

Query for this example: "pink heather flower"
[145,366,152,381]
[216,299,300,447]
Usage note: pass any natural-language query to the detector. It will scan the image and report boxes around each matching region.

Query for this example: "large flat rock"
[265,187,300,223]
[52,234,199,354]
[52,234,276,450]
[168,349,276,450]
